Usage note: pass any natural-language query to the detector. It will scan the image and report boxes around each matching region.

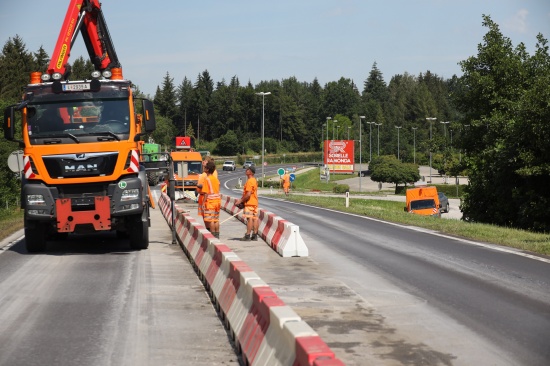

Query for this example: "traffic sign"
[277,168,285,176]
[7,150,24,172]
[289,173,296,182]
[263,162,267,166]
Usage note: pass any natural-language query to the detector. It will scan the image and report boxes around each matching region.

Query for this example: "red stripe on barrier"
[205,244,232,287]
[240,287,285,365]
[218,260,253,314]
[271,220,288,248]
[194,234,210,265]
[293,336,336,366]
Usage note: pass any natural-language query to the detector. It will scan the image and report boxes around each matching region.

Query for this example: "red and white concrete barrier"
[220,194,308,258]
[158,192,343,365]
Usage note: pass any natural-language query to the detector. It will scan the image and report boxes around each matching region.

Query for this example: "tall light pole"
[359,116,365,192]
[368,122,375,162]
[347,126,351,140]
[440,121,450,183]
[441,121,450,146]
[326,117,331,182]
[412,127,418,164]
[395,126,402,160]
[426,117,437,183]
[332,120,338,175]
[256,91,271,187]
[321,123,326,166]
[336,125,340,140]
[375,123,382,156]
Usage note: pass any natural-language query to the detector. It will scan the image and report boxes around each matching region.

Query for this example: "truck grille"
[43,152,118,179]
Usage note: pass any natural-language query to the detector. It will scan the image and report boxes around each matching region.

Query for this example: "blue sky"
[1,0,549,97]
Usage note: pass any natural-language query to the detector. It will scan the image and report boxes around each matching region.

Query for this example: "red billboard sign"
[324,140,354,173]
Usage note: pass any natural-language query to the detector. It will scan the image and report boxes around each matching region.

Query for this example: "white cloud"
[504,8,529,34]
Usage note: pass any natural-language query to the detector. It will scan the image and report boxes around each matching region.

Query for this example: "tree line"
[1,15,549,232]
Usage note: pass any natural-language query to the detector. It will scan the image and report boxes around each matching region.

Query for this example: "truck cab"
[404,186,441,217]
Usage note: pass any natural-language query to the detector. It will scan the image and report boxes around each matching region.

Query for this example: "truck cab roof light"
[102,70,112,79]
[52,72,63,81]
[91,70,102,79]
[37,72,49,83]
[110,68,123,80]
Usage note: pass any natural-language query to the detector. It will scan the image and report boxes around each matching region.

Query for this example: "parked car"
[438,192,450,213]
[357,169,371,177]
[222,160,236,171]
[243,161,255,169]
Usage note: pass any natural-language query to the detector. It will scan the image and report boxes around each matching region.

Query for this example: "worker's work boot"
[213,232,219,239]
[241,234,251,241]
[250,233,258,241]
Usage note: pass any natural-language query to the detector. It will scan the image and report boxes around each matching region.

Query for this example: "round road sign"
[7,150,24,172]
[277,168,285,176]
[289,173,296,182]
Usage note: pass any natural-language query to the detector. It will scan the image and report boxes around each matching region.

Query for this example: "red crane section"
[47,0,120,78]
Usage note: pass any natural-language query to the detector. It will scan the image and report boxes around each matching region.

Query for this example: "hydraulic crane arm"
[47,0,121,78]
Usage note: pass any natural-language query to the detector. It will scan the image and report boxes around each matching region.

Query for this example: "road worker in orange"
[197,157,218,231]
[235,166,259,241]
[282,170,290,196]
[201,160,221,238]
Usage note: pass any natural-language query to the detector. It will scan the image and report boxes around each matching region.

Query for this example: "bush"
[333,184,350,194]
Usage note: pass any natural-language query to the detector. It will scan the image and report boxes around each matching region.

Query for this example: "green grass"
[0,209,24,242]
[264,168,550,256]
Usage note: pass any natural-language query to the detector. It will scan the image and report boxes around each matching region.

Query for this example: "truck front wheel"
[128,214,149,250]
[24,217,47,253]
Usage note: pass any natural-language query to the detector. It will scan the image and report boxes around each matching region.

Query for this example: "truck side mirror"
[141,99,156,133]
[3,106,15,140]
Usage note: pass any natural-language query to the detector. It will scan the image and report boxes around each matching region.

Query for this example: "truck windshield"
[411,199,436,210]
[27,98,130,142]
[173,161,203,176]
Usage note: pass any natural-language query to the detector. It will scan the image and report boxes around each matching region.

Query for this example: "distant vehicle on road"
[243,161,255,169]
[404,186,441,217]
[222,160,236,171]
[357,169,371,177]
[438,192,450,213]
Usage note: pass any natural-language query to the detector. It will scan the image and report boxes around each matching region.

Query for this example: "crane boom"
[47,0,120,77]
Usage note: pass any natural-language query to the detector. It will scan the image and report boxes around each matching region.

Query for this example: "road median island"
[157,192,344,365]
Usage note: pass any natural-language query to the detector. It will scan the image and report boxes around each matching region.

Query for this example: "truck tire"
[24,218,47,253]
[147,173,158,186]
[128,213,149,250]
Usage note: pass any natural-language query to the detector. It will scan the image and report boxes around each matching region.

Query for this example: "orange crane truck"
[3,0,156,252]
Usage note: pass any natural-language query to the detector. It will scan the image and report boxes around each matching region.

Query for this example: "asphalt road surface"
[0,206,238,366]
[218,166,550,366]
[1,165,548,365]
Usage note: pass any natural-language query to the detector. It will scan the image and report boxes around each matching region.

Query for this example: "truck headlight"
[27,194,46,205]
[121,189,139,201]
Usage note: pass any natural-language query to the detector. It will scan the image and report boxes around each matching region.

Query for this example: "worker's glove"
[236,202,244,210]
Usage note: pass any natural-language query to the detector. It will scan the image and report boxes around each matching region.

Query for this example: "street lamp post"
[256,91,271,187]
[332,120,338,175]
[395,126,402,160]
[376,123,382,156]
[347,126,351,140]
[326,117,331,182]
[359,116,365,192]
[321,123,326,166]
[426,117,437,183]
[368,122,375,162]
[441,121,450,146]
[440,121,450,183]
[412,127,418,164]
